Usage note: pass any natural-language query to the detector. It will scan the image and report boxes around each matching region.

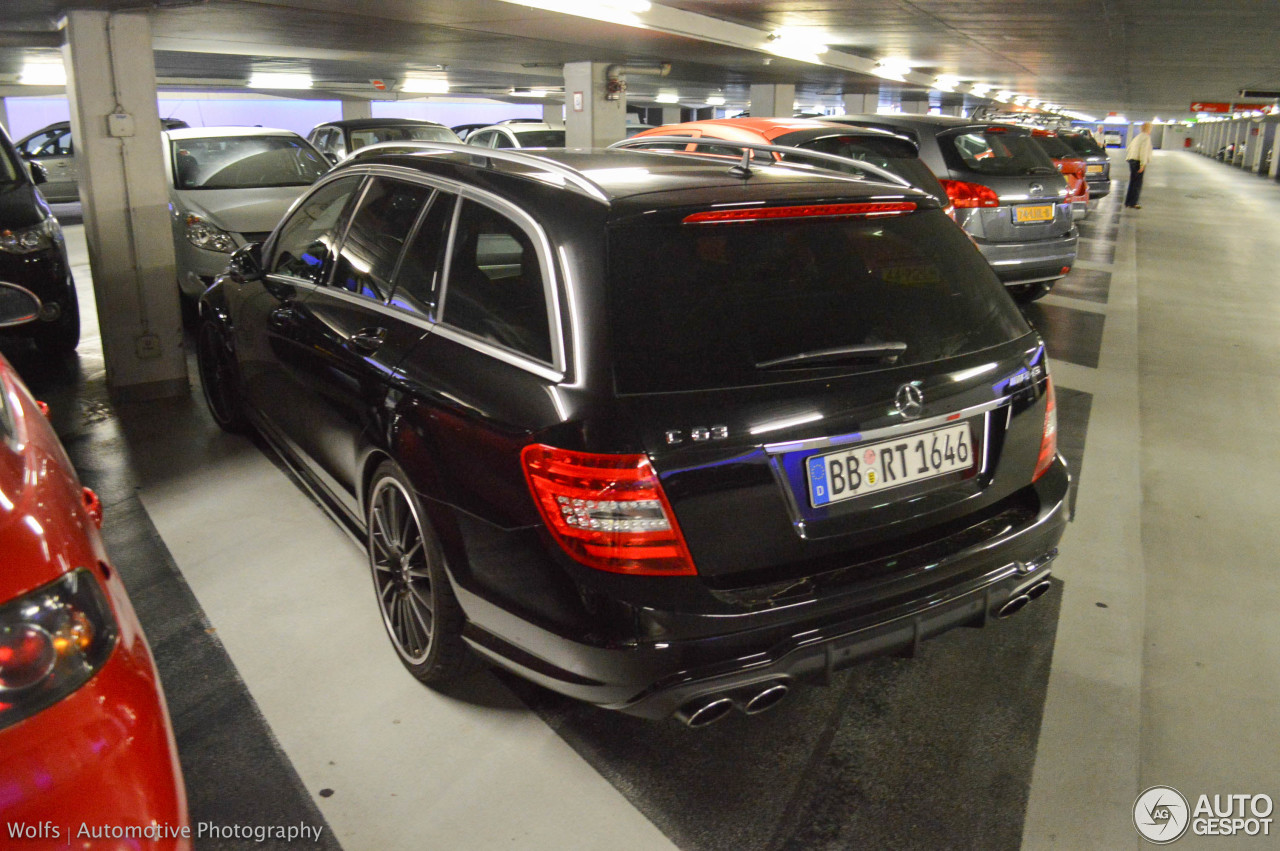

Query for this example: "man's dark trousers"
[1124,160,1144,206]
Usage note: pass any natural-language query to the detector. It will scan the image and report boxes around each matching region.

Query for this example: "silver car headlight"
[0,217,62,255]
[184,214,237,253]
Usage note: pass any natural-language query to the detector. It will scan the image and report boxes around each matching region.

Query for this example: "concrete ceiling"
[2,0,1278,120]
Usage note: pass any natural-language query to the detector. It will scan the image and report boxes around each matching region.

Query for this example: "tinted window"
[270,176,364,284]
[792,135,945,200]
[441,200,552,362]
[330,178,432,300]
[511,130,565,148]
[608,210,1029,394]
[940,129,1057,176]
[1032,134,1075,159]
[1060,132,1105,156]
[493,132,516,149]
[468,131,495,148]
[389,191,457,317]
[170,135,328,189]
[22,129,71,157]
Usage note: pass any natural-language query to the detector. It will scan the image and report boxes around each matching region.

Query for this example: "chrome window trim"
[306,285,436,333]
[763,395,1013,456]
[430,324,564,382]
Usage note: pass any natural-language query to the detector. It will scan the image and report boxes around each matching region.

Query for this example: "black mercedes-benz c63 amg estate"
[196,140,1068,727]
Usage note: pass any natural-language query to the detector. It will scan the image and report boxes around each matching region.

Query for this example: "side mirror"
[228,243,264,284]
[325,152,340,165]
[29,162,48,185]
[0,282,43,328]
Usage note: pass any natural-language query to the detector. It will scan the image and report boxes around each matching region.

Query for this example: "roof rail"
[608,137,913,190]
[341,141,610,204]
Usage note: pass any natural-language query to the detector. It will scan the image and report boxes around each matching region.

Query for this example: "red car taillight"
[940,179,1000,209]
[1033,378,1058,482]
[521,444,696,576]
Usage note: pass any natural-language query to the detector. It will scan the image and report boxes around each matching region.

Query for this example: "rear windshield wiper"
[755,342,908,370]
[1026,166,1058,175]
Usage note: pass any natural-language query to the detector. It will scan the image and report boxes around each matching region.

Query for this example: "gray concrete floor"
[1024,150,1280,850]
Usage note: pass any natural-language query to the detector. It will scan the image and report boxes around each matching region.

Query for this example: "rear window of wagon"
[607,208,1030,394]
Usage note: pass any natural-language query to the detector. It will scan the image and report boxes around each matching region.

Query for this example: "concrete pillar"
[900,98,929,114]
[749,83,795,118]
[1246,121,1269,172]
[942,103,964,117]
[541,103,563,127]
[0,98,9,133]
[659,106,681,126]
[1150,124,1165,149]
[63,10,186,399]
[563,61,626,147]
[341,99,372,121]
[841,92,877,114]
[1270,121,1280,179]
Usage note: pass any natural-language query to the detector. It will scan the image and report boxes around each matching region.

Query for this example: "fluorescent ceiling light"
[248,72,312,89]
[19,61,66,86]
[402,78,450,94]
[706,94,726,106]
[933,75,959,92]
[872,59,911,82]
[504,0,649,25]
[655,92,680,104]
[968,84,992,98]
[994,90,1015,103]
[766,28,829,63]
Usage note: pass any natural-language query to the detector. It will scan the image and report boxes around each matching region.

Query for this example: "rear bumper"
[977,229,1078,286]
[1084,176,1111,197]
[458,458,1070,720]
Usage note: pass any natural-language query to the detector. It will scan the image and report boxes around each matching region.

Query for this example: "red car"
[1030,129,1090,220]
[0,284,189,847]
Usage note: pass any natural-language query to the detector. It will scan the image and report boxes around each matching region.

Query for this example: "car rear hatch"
[1060,132,1111,183]
[779,130,950,207]
[604,199,1049,589]
[937,126,1072,244]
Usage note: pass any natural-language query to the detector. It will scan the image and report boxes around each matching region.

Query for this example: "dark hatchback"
[196,143,1068,726]
[1057,129,1112,198]
[0,125,79,354]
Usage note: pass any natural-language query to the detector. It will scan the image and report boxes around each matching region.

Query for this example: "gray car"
[164,127,329,298]
[465,122,566,149]
[826,115,1078,301]
[15,118,190,204]
[307,118,458,163]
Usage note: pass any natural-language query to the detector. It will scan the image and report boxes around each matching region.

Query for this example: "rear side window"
[608,210,1029,394]
[440,200,552,363]
[941,129,1057,176]
[512,131,565,148]
[1032,134,1075,159]
[389,191,457,317]
[330,178,432,300]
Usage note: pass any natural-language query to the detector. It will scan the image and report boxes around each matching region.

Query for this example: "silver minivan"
[826,115,1078,301]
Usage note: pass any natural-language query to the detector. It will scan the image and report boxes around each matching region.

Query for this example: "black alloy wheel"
[367,462,474,683]
[195,319,248,433]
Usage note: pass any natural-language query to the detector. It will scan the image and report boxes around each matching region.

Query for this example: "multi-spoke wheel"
[196,319,248,433]
[367,462,474,683]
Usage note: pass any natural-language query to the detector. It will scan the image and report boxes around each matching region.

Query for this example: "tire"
[195,319,248,433]
[367,461,476,684]
[1009,281,1053,303]
[33,280,80,355]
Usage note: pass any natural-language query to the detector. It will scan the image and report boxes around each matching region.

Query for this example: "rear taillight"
[521,444,696,576]
[1033,378,1058,482]
[940,179,1000,209]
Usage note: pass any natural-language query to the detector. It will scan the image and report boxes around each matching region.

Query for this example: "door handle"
[268,306,294,329]
[348,327,386,353]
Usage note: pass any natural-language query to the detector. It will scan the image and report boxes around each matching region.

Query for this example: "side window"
[440,199,552,363]
[54,130,73,156]
[269,176,364,284]
[329,177,432,301]
[469,131,495,148]
[493,132,515,149]
[388,191,457,317]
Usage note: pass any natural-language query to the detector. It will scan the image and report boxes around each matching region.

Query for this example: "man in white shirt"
[1124,123,1154,209]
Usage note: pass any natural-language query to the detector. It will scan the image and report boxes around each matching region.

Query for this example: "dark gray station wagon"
[196,142,1068,726]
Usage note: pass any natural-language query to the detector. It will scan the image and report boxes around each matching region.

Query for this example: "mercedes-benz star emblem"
[895,384,924,419]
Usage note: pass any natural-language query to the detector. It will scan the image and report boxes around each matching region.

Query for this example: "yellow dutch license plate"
[1014,204,1054,223]
[1086,164,1104,173]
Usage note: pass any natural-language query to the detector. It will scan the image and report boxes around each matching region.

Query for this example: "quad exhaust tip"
[997,594,1031,619]
[676,680,792,727]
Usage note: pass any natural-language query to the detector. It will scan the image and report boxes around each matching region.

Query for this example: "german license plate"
[1014,204,1054,223]
[1086,164,1105,174]
[807,423,973,507]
